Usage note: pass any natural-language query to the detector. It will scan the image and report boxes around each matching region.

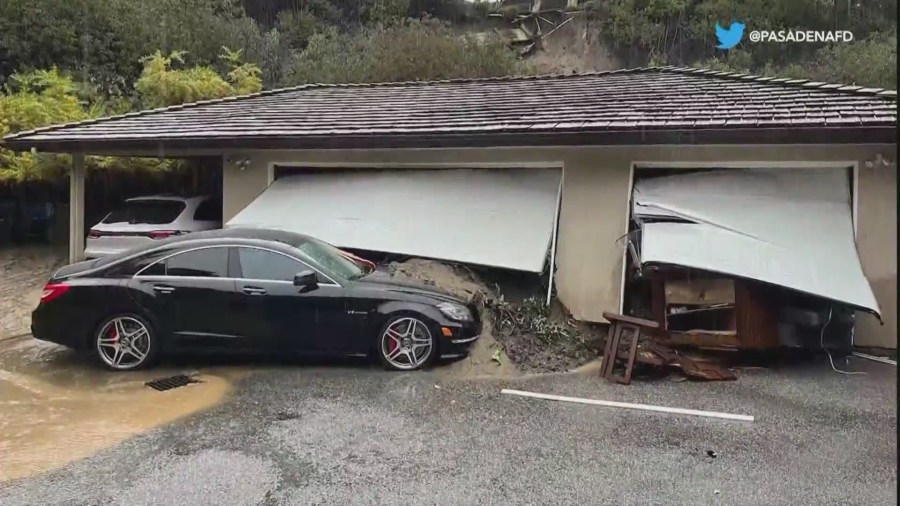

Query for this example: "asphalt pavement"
[0,356,896,506]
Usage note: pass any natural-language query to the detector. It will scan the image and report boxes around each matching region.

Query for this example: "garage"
[3,67,895,348]
[622,166,882,352]
[226,167,563,273]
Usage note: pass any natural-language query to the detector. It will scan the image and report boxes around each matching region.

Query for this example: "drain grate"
[145,374,200,391]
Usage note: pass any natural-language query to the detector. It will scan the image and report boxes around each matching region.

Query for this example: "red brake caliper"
[107,326,118,342]
[387,330,397,354]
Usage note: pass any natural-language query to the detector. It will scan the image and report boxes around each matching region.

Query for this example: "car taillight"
[40,282,70,304]
[87,229,103,238]
[146,230,186,240]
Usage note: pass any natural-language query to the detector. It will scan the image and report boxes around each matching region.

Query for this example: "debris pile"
[387,259,517,377]
[490,296,598,372]
[386,258,599,375]
[600,312,736,385]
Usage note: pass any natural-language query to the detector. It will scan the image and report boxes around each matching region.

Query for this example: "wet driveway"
[0,342,895,506]
[0,336,239,482]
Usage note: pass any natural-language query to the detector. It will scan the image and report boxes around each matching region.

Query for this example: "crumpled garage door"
[227,168,562,272]
[633,168,881,317]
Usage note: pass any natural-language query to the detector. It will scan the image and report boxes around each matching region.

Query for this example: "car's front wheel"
[94,314,159,371]
[377,315,436,371]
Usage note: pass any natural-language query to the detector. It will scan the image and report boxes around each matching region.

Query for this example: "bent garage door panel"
[226,168,562,272]
[634,167,880,317]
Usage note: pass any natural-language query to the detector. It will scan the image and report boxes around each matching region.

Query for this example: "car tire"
[376,314,437,371]
[93,313,160,371]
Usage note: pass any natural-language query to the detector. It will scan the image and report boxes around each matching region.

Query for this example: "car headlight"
[437,302,472,322]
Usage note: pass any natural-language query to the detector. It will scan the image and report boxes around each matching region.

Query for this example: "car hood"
[353,271,465,304]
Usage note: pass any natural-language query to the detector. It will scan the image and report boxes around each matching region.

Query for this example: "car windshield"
[102,199,185,225]
[295,238,366,281]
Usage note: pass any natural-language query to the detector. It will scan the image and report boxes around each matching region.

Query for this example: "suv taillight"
[146,230,186,240]
[87,229,103,238]
[40,282,70,304]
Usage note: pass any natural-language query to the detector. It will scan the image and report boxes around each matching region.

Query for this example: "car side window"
[165,247,228,278]
[140,261,166,276]
[238,247,306,282]
[193,199,222,222]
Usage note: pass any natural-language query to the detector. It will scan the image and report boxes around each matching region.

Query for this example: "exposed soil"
[531,18,621,75]
[386,258,602,375]
[387,259,518,378]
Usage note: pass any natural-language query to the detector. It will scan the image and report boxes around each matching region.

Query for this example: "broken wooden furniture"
[649,270,779,351]
[635,341,736,381]
[600,312,659,385]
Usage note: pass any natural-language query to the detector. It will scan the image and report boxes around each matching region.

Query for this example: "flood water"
[0,336,239,482]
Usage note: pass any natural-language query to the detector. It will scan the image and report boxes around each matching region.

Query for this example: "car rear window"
[102,200,185,225]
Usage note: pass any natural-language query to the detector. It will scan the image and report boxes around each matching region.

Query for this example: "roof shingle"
[2,66,896,152]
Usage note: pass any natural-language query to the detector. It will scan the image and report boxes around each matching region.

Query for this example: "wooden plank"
[618,325,640,385]
[668,330,740,348]
[602,312,659,329]
[734,281,780,350]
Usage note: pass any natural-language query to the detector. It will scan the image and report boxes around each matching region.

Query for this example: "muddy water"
[0,337,241,482]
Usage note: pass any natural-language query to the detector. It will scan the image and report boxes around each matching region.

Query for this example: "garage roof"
[2,66,896,153]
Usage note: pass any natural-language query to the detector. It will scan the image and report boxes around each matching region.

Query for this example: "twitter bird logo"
[715,21,745,49]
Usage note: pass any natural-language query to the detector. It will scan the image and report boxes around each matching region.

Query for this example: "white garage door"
[226,168,562,272]
[633,167,880,317]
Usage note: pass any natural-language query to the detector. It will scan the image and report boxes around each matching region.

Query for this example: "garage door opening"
[620,166,878,353]
[229,165,564,302]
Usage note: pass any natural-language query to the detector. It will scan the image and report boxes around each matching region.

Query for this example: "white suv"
[84,195,222,259]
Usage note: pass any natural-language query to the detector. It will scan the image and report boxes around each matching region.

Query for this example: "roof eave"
[2,125,896,155]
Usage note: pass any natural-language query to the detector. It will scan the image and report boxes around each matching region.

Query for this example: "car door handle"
[242,286,267,296]
[152,284,175,294]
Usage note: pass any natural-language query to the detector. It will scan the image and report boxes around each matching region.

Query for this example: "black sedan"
[32,228,481,371]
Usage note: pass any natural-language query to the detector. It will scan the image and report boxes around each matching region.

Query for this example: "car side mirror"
[293,270,318,288]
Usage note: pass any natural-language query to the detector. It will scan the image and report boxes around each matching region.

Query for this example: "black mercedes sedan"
[32,228,481,371]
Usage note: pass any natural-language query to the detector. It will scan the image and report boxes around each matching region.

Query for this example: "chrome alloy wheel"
[381,317,434,370]
[96,316,151,370]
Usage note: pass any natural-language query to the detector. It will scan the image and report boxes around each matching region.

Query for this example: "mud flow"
[0,337,235,482]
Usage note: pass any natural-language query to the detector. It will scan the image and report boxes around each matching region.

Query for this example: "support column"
[68,153,85,264]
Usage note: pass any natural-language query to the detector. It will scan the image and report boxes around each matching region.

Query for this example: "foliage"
[135,49,262,108]
[286,18,529,84]
[801,30,897,88]
[472,0,493,19]
[499,5,519,20]
[0,70,91,182]
[587,0,897,88]
[692,31,897,89]
[221,47,265,94]
[0,0,268,94]
[491,296,583,346]
[362,0,411,25]
[0,50,260,182]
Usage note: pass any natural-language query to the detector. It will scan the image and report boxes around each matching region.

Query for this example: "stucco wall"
[222,143,896,349]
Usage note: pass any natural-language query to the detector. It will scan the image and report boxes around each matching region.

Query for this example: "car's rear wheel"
[94,314,159,371]
[377,315,435,371]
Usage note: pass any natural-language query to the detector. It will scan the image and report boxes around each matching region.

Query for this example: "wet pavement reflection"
[0,336,241,482]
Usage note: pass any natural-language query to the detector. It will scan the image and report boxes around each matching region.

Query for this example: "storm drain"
[145,374,200,392]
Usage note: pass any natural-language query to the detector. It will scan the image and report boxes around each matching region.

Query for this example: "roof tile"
[3,67,895,150]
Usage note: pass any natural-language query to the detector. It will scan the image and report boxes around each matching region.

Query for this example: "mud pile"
[387,259,518,378]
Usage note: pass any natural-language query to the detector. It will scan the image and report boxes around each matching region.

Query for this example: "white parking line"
[501,388,755,422]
